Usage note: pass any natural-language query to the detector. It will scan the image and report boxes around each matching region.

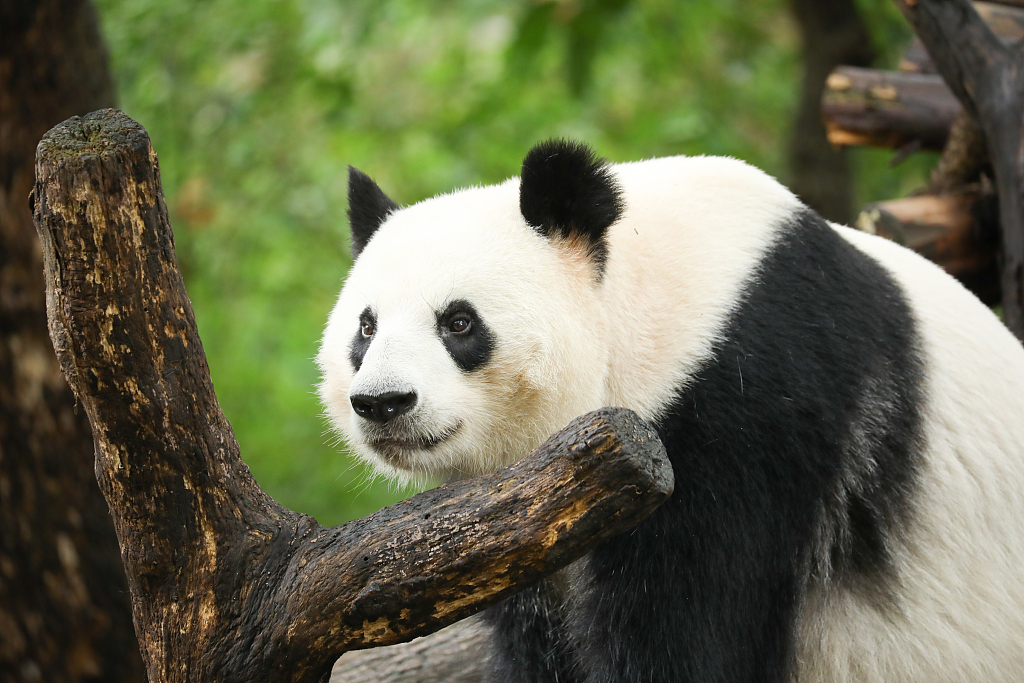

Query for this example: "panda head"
[318,140,624,482]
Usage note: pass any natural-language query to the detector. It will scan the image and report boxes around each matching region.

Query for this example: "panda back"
[793,225,1024,681]
[601,155,804,420]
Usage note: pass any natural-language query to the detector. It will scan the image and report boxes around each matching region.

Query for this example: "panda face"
[319,176,614,483]
[320,142,626,482]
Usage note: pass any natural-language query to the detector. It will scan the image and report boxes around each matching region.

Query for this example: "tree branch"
[31,109,674,683]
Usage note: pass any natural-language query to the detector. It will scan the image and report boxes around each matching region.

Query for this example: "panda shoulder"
[611,154,800,216]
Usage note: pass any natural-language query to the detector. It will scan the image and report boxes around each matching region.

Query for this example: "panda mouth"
[365,423,461,462]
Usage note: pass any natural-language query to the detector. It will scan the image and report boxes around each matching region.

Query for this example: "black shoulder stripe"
[568,209,924,682]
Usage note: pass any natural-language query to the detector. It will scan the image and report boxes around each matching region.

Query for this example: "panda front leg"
[486,579,583,683]
[485,381,830,683]
[564,473,807,683]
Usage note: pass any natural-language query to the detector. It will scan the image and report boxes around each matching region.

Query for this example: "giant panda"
[318,139,1024,682]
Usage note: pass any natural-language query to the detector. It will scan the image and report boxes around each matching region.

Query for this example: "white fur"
[319,179,609,481]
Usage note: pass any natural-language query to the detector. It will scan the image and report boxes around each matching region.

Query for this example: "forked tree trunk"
[31,108,674,683]
[0,1,145,681]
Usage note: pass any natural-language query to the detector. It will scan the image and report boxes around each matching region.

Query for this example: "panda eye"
[448,315,472,335]
[360,320,375,338]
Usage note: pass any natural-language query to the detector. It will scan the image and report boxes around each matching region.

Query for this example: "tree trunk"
[0,2,145,681]
[894,0,1024,340]
[789,0,876,224]
[31,107,674,683]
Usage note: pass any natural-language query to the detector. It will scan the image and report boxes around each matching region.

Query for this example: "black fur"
[436,299,495,373]
[348,166,399,259]
[487,209,924,683]
[487,584,579,683]
[349,306,374,371]
[519,139,623,275]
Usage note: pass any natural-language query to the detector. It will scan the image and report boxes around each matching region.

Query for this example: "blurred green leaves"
[94,0,914,525]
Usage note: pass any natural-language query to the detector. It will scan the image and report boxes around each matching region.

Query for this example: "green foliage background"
[95,0,926,525]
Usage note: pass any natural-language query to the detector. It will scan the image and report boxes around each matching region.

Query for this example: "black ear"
[348,166,400,259]
[519,139,623,273]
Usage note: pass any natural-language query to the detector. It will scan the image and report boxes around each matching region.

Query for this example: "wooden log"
[976,1,1024,38]
[899,37,937,74]
[824,3,1024,152]
[895,0,1024,340]
[31,108,674,683]
[822,66,960,151]
[857,192,1001,303]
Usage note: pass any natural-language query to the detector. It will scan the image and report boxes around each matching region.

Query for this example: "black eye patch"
[436,299,494,373]
[349,306,375,371]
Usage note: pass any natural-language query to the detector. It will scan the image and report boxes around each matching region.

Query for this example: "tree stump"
[30,108,673,683]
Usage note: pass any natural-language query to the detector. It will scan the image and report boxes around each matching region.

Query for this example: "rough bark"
[330,617,488,683]
[928,109,989,192]
[822,67,960,151]
[0,1,145,681]
[895,0,1024,340]
[789,0,876,223]
[31,108,674,683]
[902,3,1024,73]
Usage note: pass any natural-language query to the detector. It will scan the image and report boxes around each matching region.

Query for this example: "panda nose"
[350,391,418,423]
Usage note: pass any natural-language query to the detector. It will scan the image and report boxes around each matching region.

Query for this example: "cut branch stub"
[822,66,961,151]
[31,109,674,683]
